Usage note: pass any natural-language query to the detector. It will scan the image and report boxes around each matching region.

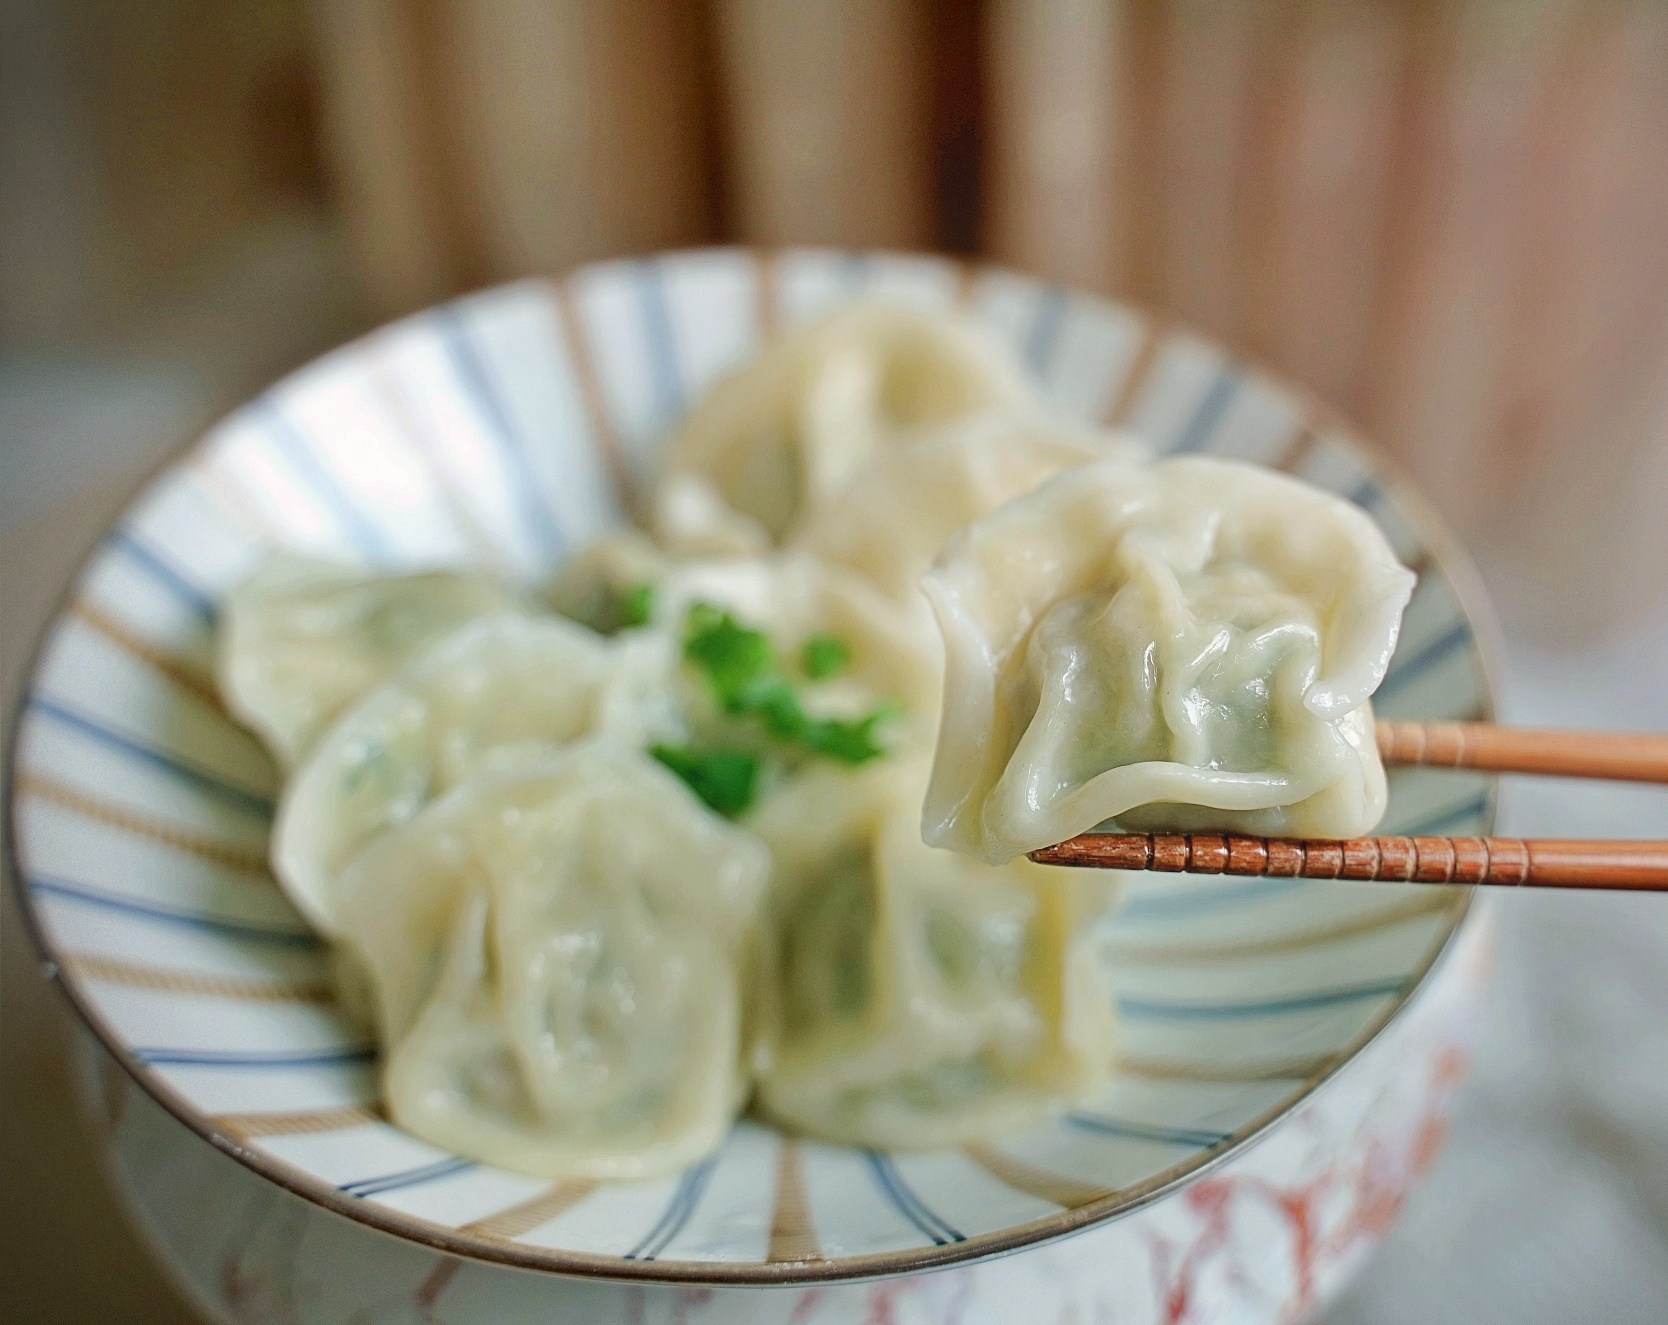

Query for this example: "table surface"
[4,344,1666,1325]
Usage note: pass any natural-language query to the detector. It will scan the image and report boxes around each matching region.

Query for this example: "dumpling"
[648,473,774,561]
[218,558,521,765]
[332,744,770,1179]
[749,756,1117,1149]
[793,415,1147,607]
[542,528,671,633]
[273,614,676,933]
[922,456,1416,864]
[661,303,1040,545]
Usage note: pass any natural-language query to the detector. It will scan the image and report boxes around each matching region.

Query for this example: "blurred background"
[3,2,1665,1323]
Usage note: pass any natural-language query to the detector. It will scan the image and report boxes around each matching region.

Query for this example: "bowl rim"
[3,244,1503,1286]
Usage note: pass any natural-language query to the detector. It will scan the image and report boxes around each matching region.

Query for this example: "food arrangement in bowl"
[8,248,1496,1324]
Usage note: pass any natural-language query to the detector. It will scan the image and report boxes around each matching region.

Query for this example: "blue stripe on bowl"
[1169,365,1240,454]
[341,1156,477,1199]
[28,874,317,945]
[1116,876,1306,923]
[1026,286,1068,375]
[260,403,396,563]
[26,696,275,819]
[435,307,566,561]
[107,530,217,623]
[865,1152,964,1245]
[1065,1114,1231,1148]
[1347,476,1382,510]
[625,1158,718,1261]
[1117,978,1409,1021]
[633,258,685,426]
[1379,621,1472,702]
[133,1046,376,1068]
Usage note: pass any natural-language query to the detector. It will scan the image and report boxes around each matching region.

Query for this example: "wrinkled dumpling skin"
[749,758,1117,1149]
[660,303,1040,547]
[793,415,1147,608]
[218,559,521,765]
[923,456,1417,863]
[274,614,676,933]
[332,745,770,1180]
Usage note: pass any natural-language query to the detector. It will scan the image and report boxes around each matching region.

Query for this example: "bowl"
[7,247,1499,1324]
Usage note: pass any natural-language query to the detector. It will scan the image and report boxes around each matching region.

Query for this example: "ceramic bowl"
[8,248,1499,1324]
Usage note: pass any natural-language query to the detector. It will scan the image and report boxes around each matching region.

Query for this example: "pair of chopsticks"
[1030,721,1668,890]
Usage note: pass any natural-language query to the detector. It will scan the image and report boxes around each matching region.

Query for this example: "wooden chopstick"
[1029,722,1668,888]
[1029,834,1668,890]
[1376,720,1668,782]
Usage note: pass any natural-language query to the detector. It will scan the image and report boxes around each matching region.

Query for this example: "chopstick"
[1027,722,1668,889]
[1375,720,1668,782]
[1029,834,1668,890]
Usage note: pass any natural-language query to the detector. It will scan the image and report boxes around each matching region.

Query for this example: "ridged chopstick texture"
[1030,834,1668,891]
[1375,721,1668,782]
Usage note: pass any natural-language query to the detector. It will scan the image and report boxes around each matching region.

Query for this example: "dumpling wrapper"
[274,613,677,933]
[749,757,1117,1149]
[922,456,1417,864]
[793,415,1147,608]
[542,528,672,633]
[333,744,771,1180]
[659,303,1040,550]
[218,559,521,766]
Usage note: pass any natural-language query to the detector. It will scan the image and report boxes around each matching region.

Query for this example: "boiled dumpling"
[332,744,771,1180]
[218,558,521,765]
[661,303,1040,546]
[793,415,1146,608]
[923,456,1416,863]
[750,757,1117,1149]
[273,614,676,933]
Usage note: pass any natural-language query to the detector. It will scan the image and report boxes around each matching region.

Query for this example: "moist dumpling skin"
[333,744,770,1180]
[660,303,1041,549]
[218,559,521,766]
[922,455,1416,864]
[750,757,1118,1149]
[793,414,1146,614]
[273,614,675,933]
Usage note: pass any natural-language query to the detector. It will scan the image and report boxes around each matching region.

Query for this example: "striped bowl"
[8,248,1499,1324]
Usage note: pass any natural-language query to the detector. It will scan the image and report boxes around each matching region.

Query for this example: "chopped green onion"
[651,743,760,818]
[679,602,901,769]
[619,582,656,628]
[684,604,775,712]
[799,700,902,764]
[800,633,851,680]
[750,677,808,740]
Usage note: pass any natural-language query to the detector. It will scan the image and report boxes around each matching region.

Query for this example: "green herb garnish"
[684,604,776,711]
[619,582,656,628]
[800,632,851,680]
[651,743,760,817]
[751,677,809,740]
[800,700,903,764]
[679,603,899,768]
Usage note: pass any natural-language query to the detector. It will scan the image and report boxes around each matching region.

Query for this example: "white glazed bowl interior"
[7,247,1495,1285]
